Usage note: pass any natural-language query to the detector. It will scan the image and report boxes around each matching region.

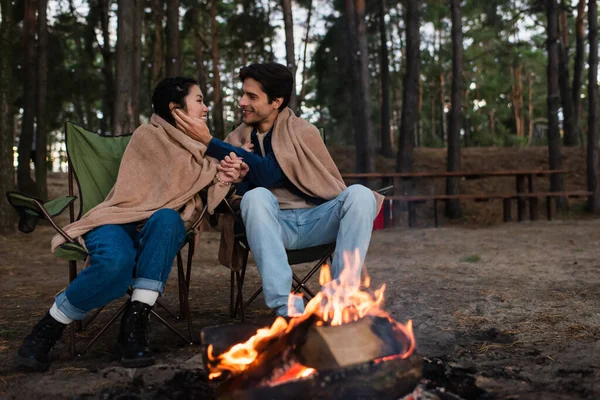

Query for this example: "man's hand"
[172,109,213,146]
[218,152,248,183]
[242,142,254,152]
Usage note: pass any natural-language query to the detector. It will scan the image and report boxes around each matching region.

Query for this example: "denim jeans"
[240,185,377,316]
[55,209,186,321]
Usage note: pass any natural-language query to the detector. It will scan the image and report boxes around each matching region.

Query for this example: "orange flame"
[207,249,415,380]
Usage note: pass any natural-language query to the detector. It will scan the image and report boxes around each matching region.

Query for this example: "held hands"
[218,152,249,184]
[172,109,213,146]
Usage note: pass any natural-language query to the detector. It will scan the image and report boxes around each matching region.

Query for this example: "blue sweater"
[205,128,325,205]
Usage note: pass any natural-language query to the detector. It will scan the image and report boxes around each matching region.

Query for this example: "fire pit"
[201,250,421,400]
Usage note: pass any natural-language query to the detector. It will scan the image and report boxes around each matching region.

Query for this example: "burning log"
[202,250,420,399]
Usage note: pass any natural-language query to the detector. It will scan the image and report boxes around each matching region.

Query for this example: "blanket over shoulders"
[51,114,230,253]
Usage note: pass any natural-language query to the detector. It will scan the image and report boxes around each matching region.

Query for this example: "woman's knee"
[146,208,186,237]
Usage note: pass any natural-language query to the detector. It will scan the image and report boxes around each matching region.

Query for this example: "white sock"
[131,288,159,306]
[49,302,73,325]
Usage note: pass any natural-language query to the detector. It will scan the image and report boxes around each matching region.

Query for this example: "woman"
[17,77,241,371]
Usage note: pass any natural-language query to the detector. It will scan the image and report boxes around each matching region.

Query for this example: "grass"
[460,254,481,263]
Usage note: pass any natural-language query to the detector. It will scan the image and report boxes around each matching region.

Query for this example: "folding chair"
[6,121,205,355]
[221,185,394,322]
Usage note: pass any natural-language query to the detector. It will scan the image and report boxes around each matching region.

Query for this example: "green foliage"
[460,255,481,263]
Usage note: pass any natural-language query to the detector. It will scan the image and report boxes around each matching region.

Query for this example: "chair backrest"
[65,122,132,219]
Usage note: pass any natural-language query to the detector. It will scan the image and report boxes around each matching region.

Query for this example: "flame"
[207,249,415,381]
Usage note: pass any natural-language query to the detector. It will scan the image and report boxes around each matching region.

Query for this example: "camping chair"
[6,121,206,355]
[219,185,394,322]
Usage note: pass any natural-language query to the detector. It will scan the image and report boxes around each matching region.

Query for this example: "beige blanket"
[218,108,384,270]
[51,114,230,252]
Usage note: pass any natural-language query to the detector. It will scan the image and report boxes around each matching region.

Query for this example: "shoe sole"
[15,355,49,372]
[120,356,155,368]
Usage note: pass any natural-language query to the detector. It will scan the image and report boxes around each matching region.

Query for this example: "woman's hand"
[172,109,213,146]
[217,152,248,183]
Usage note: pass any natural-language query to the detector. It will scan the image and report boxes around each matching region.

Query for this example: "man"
[174,62,382,317]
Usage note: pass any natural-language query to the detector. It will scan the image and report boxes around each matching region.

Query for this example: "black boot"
[17,312,66,371]
[119,300,154,368]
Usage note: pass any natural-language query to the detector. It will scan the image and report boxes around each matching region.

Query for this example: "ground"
[0,147,599,399]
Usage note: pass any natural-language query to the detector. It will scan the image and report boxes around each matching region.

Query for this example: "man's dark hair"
[152,77,198,126]
[239,63,294,111]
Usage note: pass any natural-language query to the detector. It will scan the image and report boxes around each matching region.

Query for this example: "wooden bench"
[387,191,592,228]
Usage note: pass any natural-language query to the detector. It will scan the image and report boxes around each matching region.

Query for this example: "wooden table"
[341,170,568,226]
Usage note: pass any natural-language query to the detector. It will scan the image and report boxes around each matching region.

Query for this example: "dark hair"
[238,63,294,111]
[152,77,198,125]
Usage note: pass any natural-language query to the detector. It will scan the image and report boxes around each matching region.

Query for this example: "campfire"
[201,250,422,400]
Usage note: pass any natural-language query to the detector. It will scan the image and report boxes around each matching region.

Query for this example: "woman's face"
[183,85,208,121]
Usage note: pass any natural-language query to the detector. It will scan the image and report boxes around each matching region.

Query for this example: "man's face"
[239,78,281,126]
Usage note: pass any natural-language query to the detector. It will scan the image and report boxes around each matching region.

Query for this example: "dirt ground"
[1,220,599,399]
[0,147,599,399]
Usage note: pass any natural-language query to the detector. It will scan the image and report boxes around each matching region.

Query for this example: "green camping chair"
[6,121,205,355]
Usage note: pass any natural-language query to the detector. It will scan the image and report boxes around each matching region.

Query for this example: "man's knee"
[241,188,278,218]
[342,185,376,207]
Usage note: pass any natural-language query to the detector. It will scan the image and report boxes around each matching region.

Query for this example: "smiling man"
[173,62,383,317]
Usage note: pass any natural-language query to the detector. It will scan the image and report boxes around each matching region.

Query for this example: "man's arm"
[207,138,286,188]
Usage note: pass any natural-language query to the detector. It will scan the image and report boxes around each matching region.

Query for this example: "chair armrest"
[376,185,394,195]
[5,191,77,238]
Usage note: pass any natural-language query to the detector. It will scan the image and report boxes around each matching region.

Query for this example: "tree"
[397,0,420,175]
[166,0,180,77]
[281,0,298,112]
[558,0,578,146]
[36,0,48,200]
[99,0,115,134]
[546,0,567,209]
[211,0,224,138]
[572,0,586,146]
[17,0,38,194]
[0,0,16,233]
[378,0,393,158]
[587,0,600,212]
[445,0,463,218]
[344,0,375,173]
[113,0,142,135]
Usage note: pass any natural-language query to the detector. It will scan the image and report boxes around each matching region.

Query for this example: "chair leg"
[150,310,193,345]
[236,270,245,322]
[81,306,105,330]
[292,273,316,299]
[184,243,194,341]
[230,270,236,317]
[176,251,185,320]
[79,301,128,355]
[234,248,250,318]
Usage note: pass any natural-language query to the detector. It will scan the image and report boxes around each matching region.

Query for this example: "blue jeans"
[240,185,377,316]
[55,209,186,321]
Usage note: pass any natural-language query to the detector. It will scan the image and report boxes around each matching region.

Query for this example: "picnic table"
[341,169,587,227]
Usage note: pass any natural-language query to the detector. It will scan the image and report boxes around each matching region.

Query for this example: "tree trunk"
[151,0,164,85]
[528,72,535,145]
[572,0,586,146]
[439,72,447,142]
[113,0,142,136]
[445,0,463,219]
[510,63,524,137]
[131,0,142,127]
[36,0,48,200]
[192,10,208,102]
[99,0,114,134]
[587,0,600,212]
[546,0,567,209]
[430,80,436,142]
[559,0,578,146]
[299,0,313,111]
[17,0,37,194]
[345,0,375,174]
[0,0,16,232]
[379,0,394,158]
[280,0,298,113]
[165,0,180,77]
[211,0,224,138]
